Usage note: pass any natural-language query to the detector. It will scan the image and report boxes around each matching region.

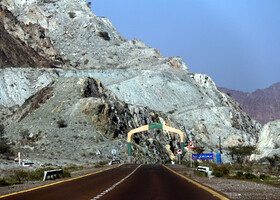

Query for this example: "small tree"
[266,154,280,167]
[228,145,256,165]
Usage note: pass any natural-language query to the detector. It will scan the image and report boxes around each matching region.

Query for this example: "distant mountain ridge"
[218,82,280,125]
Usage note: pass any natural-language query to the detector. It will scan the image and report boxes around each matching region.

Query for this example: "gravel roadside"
[168,165,280,200]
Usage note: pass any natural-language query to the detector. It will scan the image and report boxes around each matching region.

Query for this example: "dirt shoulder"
[0,164,116,197]
[168,165,280,200]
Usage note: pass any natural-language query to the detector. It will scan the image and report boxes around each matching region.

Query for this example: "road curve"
[0,164,228,200]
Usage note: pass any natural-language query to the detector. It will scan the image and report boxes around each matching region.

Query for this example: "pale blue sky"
[87,0,280,92]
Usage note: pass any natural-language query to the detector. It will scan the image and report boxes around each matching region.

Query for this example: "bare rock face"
[0,5,64,68]
[0,0,263,165]
[1,0,187,71]
[0,68,57,107]
[251,120,280,160]
[4,77,173,165]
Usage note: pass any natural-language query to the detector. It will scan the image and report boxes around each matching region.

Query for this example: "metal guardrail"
[43,169,63,181]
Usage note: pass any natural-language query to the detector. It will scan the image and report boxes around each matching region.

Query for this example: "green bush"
[212,170,223,177]
[211,165,230,178]
[260,174,270,180]
[61,169,71,178]
[235,171,244,178]
[94,161,108,168]
[194,170,207,177]
[244,173,259,180]
[0,178,10,186]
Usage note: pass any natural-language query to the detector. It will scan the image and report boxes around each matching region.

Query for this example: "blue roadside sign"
[192,153,213,160]
[216,153,221,163]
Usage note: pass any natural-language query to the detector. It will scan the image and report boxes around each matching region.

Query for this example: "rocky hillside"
[0,0,263,166]
[219,82,280,125]
[251,120,280,160]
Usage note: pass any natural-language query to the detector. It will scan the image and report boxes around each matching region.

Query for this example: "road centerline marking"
[91,164,142,200]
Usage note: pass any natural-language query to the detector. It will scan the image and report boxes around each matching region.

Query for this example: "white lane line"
[91,165,142,200]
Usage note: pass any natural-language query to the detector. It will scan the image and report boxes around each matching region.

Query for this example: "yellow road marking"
[162,165,230,200]
[0,164,124,199]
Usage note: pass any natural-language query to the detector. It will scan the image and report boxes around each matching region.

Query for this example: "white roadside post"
[18,152,21,166]
[187,141,195,168]
[111,149,117,160]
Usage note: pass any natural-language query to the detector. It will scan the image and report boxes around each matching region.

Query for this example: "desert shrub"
[212,170,223,177]
[94,164,102,168]
[266,155,280,167]
[194,170,207,177]
[57,119,67,128]
[213,165,230,176]
[235,171,244,178]
[243,165,253,173]
[244,173,258,180]
[260,174,270,180]
[94,161,108,168]
[99,161,108,166]
[61,169,71,178]
[8,170,29,183]
[0,178,10,186]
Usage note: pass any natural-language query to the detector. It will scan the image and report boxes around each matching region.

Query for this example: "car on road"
[109,160,121,165]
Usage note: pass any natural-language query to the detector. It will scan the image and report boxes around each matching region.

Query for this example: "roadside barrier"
[196,166,213,178]
[43,169,63,181]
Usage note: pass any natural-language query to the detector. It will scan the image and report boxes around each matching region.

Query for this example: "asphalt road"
[0,164,227,200]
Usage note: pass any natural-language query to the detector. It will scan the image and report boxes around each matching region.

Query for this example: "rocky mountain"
[0,0,263,166]
[251,120,280,160]
[218,82,280,125]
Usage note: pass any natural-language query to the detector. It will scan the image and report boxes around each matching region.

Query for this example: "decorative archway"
[127,122,184,163]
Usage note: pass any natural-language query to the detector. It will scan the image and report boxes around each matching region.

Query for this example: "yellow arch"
[127,123,184,163]
[127,124,184,142]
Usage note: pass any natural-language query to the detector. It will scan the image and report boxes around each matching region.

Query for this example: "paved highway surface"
[0,164,228,200]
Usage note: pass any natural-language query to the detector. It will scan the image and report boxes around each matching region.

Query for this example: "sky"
[87,0,280,92]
